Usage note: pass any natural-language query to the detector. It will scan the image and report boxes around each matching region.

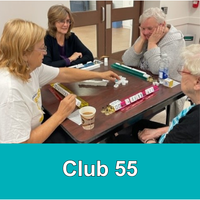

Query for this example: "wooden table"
[41,60,184,143]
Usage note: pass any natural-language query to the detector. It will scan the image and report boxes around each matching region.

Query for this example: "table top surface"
[41,60,183,143]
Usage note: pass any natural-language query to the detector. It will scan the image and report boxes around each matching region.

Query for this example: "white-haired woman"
[122,7,186,121]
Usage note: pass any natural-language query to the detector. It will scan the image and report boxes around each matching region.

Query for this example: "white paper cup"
[79,106,96,130]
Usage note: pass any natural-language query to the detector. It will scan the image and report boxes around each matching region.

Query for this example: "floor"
[73,25,97,58]
[151,99,190,124]
[73,25,131,58]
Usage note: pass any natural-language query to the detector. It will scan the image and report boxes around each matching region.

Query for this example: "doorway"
[71,0,143,61]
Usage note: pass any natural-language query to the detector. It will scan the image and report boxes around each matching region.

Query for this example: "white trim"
[167,16,200,27]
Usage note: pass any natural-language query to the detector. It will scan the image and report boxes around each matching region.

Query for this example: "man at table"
[122,7,186,121]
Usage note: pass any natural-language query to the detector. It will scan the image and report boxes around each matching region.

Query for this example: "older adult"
[114,44,200,143]
[122,7,185,81]
[122,7,186,121]
[43,4,94,67]
[0,19,119,143]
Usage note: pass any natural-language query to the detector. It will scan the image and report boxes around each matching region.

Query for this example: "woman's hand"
[138,126,169,143]
[138,128,158,143]
[145,139,157,143]
[100,71,120,82]
[69,52,83,62]
[54,94,77,124]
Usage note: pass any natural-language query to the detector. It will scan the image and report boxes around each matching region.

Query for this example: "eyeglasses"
[57,19,71,25]
[139,26,154,31]
[35,45,47,53]
[177,70,192,76]
[139,25,158,32]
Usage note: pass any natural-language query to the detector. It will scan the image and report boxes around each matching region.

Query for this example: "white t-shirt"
[0,64,59,143]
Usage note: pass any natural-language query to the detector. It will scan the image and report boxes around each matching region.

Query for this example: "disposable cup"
[79,106,96,130]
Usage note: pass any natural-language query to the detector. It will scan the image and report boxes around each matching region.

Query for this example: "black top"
[164,104,200,143]
[43,33,94,67]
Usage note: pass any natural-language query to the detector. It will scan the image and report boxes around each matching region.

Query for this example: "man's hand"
[148,25,166,45]
[139,26,147,42]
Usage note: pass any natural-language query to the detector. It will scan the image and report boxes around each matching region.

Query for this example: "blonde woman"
[0,19,119,143]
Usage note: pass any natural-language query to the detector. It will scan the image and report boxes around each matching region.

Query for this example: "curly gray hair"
[139,7,166,24]
[181,44,200,76]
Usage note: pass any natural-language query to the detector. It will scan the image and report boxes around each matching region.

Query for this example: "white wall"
[144,1,200,43]
[0,1,200,43]
[0,1,70,34]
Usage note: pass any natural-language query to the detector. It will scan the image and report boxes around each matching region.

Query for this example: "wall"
[0,1,199,43]
[144,1,200,43]
[0,1,70,34]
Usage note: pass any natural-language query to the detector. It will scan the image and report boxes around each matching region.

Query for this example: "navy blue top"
[164,104,200,143]
[43,32,94,67]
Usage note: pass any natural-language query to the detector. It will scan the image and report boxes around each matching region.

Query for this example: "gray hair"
[181,44,200,76]
[139,7,166,24]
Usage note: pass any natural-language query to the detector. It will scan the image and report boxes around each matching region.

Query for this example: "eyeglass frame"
[177,70,200,77]
[34,45,47,53]
[139,25,158,32]
[57,19,71,25]
[177,70,192,76]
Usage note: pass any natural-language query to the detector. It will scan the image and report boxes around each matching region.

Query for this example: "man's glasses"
[58,19,71,25]
[139,26,154,31]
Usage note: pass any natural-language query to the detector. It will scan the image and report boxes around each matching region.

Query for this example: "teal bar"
[111,63,147,80]
[1,144,200,199]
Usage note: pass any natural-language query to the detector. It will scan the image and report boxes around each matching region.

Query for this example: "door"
[71,0,143,61]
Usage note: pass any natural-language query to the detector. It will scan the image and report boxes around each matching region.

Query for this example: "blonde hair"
[181,44,200,76]
[0,19,46,81]
[139,7,166,25]
[47,4,74,38]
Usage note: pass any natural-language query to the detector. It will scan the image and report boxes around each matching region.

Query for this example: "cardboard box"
[163,78,173,88]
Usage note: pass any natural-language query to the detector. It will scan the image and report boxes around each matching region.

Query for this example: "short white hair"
[139,7,166,24]
[181,44,200,76]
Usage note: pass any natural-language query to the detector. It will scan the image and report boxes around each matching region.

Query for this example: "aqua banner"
[0,144,200,199]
